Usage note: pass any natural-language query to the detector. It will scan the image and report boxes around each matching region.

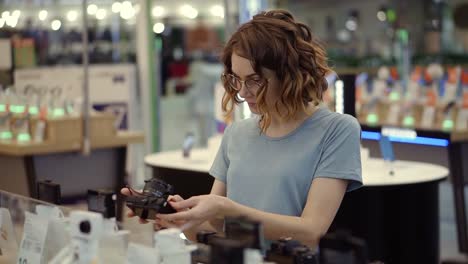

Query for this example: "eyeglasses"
[221,73,268,94]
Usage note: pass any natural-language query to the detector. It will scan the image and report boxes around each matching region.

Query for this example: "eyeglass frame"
[221,72,269,95]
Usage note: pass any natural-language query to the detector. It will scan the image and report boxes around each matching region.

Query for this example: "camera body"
[194,216,265,264]
[36,180,61,205]
[69,211,104,263]
[70,211,104,242]
[87,189,116,219]
[125,178,176,219]
[266,238,318,264]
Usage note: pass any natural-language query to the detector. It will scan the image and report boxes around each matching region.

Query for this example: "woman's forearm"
[220,198,323,248]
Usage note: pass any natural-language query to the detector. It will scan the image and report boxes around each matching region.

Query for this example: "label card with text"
[17,211,48,264]
[0,208,19,262]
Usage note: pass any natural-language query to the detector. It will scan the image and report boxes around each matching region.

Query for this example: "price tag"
[17,211,48,264]
[386,104,400,125]
[0,208,18,261]
[456,109,468,131]
[420,106,436,129]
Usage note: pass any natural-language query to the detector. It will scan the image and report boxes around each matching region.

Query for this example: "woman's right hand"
[120,188,187,228]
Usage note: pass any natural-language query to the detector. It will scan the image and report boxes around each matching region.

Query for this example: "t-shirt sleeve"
[209,124,233,183]
[315,114,362,192]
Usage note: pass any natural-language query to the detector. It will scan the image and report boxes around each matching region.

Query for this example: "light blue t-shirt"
[209,107,362,217]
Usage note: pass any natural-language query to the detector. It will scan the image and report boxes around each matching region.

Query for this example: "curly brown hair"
[221,9,331,133]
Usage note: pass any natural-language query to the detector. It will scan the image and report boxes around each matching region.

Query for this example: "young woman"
[123,9,362,249]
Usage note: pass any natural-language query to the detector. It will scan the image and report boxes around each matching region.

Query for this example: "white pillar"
[136,0,159,183]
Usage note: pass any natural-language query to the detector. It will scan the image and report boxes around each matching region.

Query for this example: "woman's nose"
[238,81,250,98]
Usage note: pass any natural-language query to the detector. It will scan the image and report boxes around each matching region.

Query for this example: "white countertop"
[145,148,448,187]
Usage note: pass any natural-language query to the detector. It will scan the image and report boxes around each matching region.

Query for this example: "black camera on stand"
[266,238,318,264]
[319,230,368,264]
[36,180,61,205]
[87,189,116,219]
[125,178,176,219]
[193,216,265,264]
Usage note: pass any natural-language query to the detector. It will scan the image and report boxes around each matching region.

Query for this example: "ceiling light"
[51,19,61,31]
[153,22,165,34]
[180,4,198,19]
[1,11,10,19]
[152,6,165,17]
[67,10,78,22]
[6,16,18,27]
[112,2,122,13]
[210,5,224,18]
[38,10,48,21]
[120,1,135,20]
[87,4,98,15]
[96,9,107,20]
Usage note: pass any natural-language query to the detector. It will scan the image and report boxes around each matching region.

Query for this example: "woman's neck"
[265,103,318,137]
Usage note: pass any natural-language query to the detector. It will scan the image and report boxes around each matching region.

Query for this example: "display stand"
[340,72,468,256]
[0,113,144,220]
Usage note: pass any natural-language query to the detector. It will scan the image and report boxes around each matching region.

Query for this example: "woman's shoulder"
[305,107,359,130]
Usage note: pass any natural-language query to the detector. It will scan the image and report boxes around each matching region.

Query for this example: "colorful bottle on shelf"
[0,89,12,141]
[456,70,468,131]
[12,90,31,144]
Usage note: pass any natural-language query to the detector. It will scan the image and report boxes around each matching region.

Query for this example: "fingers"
[169,197,198,211]
[155,218,180,229]
[157,210,192,222]
[168,195,184,202]
[121,187,131,196]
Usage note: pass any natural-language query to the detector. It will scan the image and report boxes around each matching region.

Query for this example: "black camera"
[266,238,318,264]
[125,178,176,219]
[87,189,116,219]
[319,231,368,264]
[193,216,265,264]
[225,216,264,250]
[36,180,61,205]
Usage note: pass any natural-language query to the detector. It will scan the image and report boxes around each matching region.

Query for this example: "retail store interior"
[1,0,468,263]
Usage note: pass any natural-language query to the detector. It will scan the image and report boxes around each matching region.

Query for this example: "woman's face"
[230,52,280,114]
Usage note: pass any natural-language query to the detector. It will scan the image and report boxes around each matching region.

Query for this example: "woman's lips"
[247,102,256,107]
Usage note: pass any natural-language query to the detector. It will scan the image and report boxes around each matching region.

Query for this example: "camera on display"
[266,238,318,264]
[87,189,116,219]
[193,216,266,264]
[36,180,61,205]
[125,178,176,219]
[318,230,368,264]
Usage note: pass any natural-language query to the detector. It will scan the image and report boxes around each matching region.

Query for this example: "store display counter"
[0,114,144,220]
[145,148,448,263]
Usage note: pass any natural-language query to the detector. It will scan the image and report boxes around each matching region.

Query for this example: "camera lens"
[79,220,92,234]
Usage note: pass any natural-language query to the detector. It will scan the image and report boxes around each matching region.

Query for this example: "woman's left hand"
[156,194,228,230]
